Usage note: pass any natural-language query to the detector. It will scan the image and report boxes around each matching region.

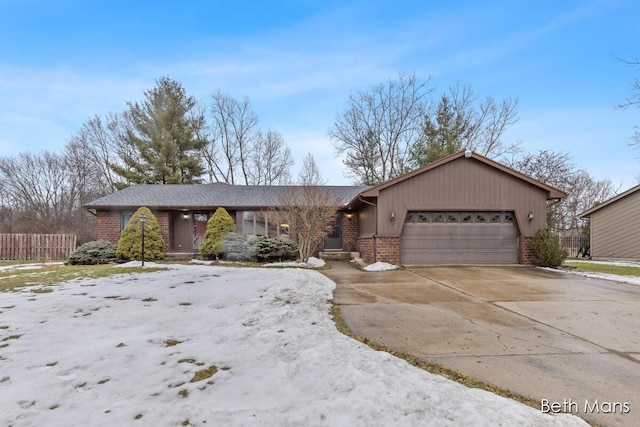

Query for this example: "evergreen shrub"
[528,226,567,267]
[68,240,117,265]
[116,207,165,261]
[223,233,255,262]
[200,207,236,259]
[251,236,298,261]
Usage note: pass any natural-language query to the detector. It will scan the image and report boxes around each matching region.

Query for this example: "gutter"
[358,196,378,261]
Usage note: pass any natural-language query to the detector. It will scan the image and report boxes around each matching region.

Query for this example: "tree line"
[0,73,625,243]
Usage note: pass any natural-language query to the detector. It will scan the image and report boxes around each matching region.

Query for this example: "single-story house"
[85,151,565,264]
[579,183,640,261]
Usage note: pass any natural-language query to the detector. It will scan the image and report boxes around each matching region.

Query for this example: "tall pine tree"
[112,76,207,187]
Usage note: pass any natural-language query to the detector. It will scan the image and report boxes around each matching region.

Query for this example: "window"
[242,211,289,238]
[121,211,134,230]
[504,213,514,223]
[446,213,459,223]
[432,213,444,223]
[405,212,415,223]
[490,213,502,223]
[417,212,429,223]
[475,213,486,223]
[461,213,473,223]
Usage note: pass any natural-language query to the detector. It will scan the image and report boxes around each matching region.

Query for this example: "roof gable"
[358,151,566,200]
[579,184,640,218]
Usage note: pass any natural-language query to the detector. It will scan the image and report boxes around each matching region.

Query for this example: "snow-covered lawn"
[0,264,585,426]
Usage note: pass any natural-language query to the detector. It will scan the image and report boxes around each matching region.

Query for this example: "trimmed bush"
[223,233,255,262]
[68,240,117,265]
[116,207,165,261]
[251,236,298,262]
[528,226,567,267]
[200,207,236,259]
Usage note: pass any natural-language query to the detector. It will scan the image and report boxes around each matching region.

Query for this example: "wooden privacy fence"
[0,234,77,261]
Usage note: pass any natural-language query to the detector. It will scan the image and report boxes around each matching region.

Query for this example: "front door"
[325,214,342,250]
[171,212,193,252]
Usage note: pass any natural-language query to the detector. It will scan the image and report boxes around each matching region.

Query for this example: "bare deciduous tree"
[0,152,78,234]
[249,130,294,185]
[203,91,293,185]
[617,56,640,154]
[330,73,432,184]
[266,154,339,261]
[507,150,617,232]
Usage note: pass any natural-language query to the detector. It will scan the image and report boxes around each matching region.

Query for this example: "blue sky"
[0,0,638,188]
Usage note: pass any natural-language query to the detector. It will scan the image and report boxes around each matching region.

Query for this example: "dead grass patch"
[0,264,166,293]
[190,366,218,383]
[178,389,189,398]
[164,339,183,347]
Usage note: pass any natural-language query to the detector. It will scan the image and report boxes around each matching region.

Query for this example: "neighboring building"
[85,151,565,264]
[579,184,640,261]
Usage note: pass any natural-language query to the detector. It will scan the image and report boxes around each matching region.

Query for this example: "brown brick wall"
[155,211,170,252]
[522,235,534,265]
[96,209,171,252]
[356,237,374,263]
[342,212,358,252]
[96,210,121,244]
[375,236,400,265]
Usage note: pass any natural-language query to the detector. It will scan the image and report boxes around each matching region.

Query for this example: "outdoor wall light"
[183,213,189,219]
[390,211,396,221]
[528,211,535,221]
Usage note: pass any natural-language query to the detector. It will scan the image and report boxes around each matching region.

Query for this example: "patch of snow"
[114,261,171,269]
[265,256,325,268]
[189,259,214,265]
[364,262,398,272]
[568,270,640,287]
[0,262,64,272]
[568,259,640,268]
[0,264,586,426]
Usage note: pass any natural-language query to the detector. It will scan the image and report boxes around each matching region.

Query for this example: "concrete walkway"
[324,262,640,427]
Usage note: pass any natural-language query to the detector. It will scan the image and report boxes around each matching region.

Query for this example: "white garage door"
[401,212,519,264]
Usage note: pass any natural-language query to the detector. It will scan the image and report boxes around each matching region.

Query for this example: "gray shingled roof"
[84,183,370,210]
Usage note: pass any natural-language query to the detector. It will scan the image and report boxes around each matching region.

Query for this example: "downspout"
[358,196,378,261]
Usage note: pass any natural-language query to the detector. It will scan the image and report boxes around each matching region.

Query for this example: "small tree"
[528,226,567,267]
[116,207,165,261]
[200,207,236,259]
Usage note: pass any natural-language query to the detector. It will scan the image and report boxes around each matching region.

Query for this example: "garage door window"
[404,212,515,224]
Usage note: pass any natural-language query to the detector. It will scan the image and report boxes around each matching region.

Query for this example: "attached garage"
[350,151,566,265]
[401,211,518,264]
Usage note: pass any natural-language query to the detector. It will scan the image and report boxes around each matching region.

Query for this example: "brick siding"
[375,236,400,265]
[96,210,121,245]
[155,211,170,252]
[522,235,534,265]
[356,237,374,263]
[95,209,170,252]
[342,213,358,252]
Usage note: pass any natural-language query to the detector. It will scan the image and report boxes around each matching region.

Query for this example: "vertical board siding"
[0,234,77,261]
[377,157,548,237]
[590,191,640,259]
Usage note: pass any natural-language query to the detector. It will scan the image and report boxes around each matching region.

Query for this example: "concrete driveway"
[325,263,640,427]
